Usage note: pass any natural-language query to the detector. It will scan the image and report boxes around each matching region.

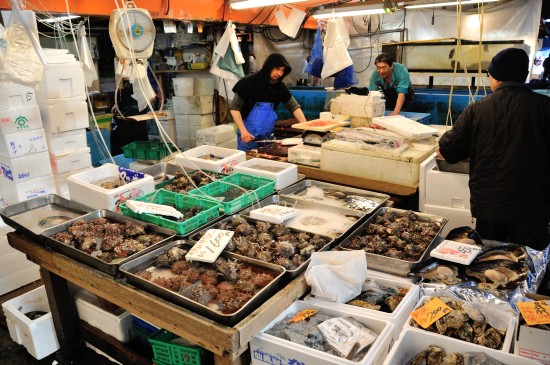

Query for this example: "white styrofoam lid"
[372,116,437,140]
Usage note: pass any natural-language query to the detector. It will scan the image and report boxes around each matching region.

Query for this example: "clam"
[441,353,464,365]
[417,263,462,285]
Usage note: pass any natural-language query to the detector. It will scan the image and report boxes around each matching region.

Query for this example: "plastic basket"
[121,140,176,161]
[149,329,204,365]
[119,190,222,235]
[188,173,275,214]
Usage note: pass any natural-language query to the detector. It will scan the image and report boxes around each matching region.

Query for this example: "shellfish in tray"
[346,278,409,313]
[406,345,464,365]
[415,262,462,285]
[475,245,527,263]
[465,260,528,290]
[445,226,483,246]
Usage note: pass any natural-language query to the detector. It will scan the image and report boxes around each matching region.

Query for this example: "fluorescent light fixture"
[230,0,306,10]
[312,4,387,19]
[39,14,81,23]
[406,0,498,9]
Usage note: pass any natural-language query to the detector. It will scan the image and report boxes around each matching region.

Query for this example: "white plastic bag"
[78,25,98,87]
[130,62,155,112]
[3,5,45,88]
[305,251,368,303]
[321,18,353,79]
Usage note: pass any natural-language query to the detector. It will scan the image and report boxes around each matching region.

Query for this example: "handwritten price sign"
[430,240,482,265]
[411,297,452,329]
[185,229,234,263]
[517,300,550,326]
[289,309,318,323]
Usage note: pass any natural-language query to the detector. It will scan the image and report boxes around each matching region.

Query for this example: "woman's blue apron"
[237,102,278,151]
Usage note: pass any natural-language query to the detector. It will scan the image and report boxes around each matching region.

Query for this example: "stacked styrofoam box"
[2,286,60,360]
[250,300,394,365]
[329,92,385,119]
[37,49,92,199]
[287,144,322,167]
[0,219,40,296]
[196,124,237,150]
[304,276,420,347]
[175,113,215,150]
[0,82,56,204]
[233,158,298,190]
[74,289,133,343]
[175,145,245,174]
[419,153,475,236]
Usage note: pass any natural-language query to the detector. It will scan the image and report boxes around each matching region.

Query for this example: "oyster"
[445,226,482,246]
[441,353,464,365]
[476,246,527,263]
[466,260,528,289]
[417,263,462,285]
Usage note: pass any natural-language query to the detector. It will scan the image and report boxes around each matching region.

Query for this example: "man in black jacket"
[229,53,307,151]
[439,48,550,251]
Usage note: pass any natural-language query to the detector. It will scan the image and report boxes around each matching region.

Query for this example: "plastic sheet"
[305,25,323,78]
[321,18,352,79]
[3,5,45,88]
[78,25,98,87]
[331,128,408,153]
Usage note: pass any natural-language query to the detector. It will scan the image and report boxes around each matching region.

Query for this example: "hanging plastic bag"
[321,18,353,79]
[333,62,358,89]
[305,25,323,78]
[3,4,46,88]
[78,25,98,87]
[305,250,368,303]
[130,62,155,112]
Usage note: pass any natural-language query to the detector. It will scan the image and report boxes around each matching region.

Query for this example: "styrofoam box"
[0,128,48,158]
[330,92,384,118]
[217,138,237,150]
[0,151,52,183]
[196,124,235,145]
[175,145,246,174]
[175,114,216,129]
[67,163,154,211]
[419,152,437,212]
[176,136,197,151]
[38,98,89,133]
[35,62,86,100]
[159,119,177,142]
[365,101,386,118]
[425,165,470,209]
[384,328,540,365]
[50,147,92,174]
[75,289,133,343]
[0,263,40,296]
[0,251,39,281]
[233,158,298,190]
[0,82,37,111]
[405,295,516,353]
[194,77,214,96]
[287,144,321,167]
[1,286,60,360]
[304,276,420,345]
[173,77,194,97]
[172,95,214,115]
[0,220,15,257]
[250,300,394,365]
[45,128,88,154]
[53,167,93,200]
[515,312,550,365]
[424,204,475,237]
[0,105,42,134]
[1,175,56,205]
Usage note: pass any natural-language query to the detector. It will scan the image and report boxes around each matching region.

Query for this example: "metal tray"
[339,207,448,277]
[41,210,176,276]
[139,162,190,187]
[189,214,333,278]
[278,180,390,215]
[119,240,285,326]
[0,194,93,240]
[240,194,366,242]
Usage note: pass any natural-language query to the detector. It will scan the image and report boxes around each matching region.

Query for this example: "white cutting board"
[372,116,437,140]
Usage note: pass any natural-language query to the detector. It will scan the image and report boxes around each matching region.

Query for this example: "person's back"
[543,56,550,80]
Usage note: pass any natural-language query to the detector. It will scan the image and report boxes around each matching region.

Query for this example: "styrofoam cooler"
[50,147,92,174]
[217,138,237,149]
[159,119,177,142]
[194,77,214,96]
[0,105,42,134]
[54,166,93,199]
[172,95,214,115]
[67,163,155,211]
[45,128,88,154]
[288,144,321,167]
[424,204,476,237]
[425,165,470,209]
[176,136,196,150]
[304,276,420,345]
[0,151,53,183]
[175,145,245,173]
[233,158,298,190]
[0,175,57,205]
[196,124,235,145]
[2,286,60,360]
[35,62,86,100]
[38,97,89,133]
[384,329,540,365]
[0,128,48,158]
[365,101,386,118]
[250,300,394,365]
[175,114,216,130]
[173,77,194,97]
[404,295,516,353]
[0,81,37,111]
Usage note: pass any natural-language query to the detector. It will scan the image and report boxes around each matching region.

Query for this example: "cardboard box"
[515,297,550,364]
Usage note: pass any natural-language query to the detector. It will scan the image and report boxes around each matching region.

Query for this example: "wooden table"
[8,232,309,365]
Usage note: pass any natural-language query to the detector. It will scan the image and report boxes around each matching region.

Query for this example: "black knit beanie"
[488,48,529,83]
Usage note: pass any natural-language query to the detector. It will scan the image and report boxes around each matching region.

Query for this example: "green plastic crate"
[187,173,275,214]
[121,140,176,160]
[155,170,226,191]
[119,190,221,235]
[149,330,204,365]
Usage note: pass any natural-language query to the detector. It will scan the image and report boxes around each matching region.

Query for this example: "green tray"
[121,140,176,161]
[187,173,275,214]
[119,190,221,235]
[149,330,205,365]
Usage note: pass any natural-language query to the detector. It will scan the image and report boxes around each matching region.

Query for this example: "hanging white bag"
[78,25,98,87]
[321,18,353,79]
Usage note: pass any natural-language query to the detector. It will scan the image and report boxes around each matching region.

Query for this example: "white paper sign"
[430,239,482,265]
[249,204,301,224]
[125,200,183,220]
[185,229,234,263]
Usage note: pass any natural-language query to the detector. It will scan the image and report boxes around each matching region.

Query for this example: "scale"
[109,1,155,60]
